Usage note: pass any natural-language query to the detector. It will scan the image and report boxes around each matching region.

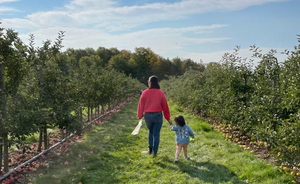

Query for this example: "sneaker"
[141,147,153,155]
[141,150,152,155]
[174,159,179,163]
[148,147,153,155]
[185,156,190,160]
[153,154,157,157]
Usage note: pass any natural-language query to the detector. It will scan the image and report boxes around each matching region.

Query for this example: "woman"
[137,75,172,156]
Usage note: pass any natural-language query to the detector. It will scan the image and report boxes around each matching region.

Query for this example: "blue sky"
[1,0,299,63]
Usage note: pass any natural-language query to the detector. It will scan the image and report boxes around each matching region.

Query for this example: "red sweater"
[137,88,171,120]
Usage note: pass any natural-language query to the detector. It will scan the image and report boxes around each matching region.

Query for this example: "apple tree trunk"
[0,138,2,173]
[43,122,48,150]
[37,127,43,152]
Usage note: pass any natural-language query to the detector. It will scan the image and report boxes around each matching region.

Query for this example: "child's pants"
[175,143,188,160]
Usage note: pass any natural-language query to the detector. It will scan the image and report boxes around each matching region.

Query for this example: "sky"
[0,0,299,63]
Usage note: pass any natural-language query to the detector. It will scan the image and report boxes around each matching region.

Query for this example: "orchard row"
[161,37,300,169]
[0,28,145,173]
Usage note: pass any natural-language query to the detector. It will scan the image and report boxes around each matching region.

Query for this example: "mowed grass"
[31,98,294,184]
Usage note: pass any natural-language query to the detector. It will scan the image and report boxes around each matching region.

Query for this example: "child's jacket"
[171,124,194,144]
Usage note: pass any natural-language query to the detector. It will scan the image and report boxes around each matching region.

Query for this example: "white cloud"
[0,18,37,29]
[0,0,18,3]
[178,47,288,64]
[66,0,116,10]
[17,24,229,55]
[0,0,18,14]
[27,11,78,27]
[0,6,17,14]
[1,0,289,31]
[16,25,288,65]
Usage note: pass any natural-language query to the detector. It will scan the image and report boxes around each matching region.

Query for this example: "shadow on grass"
[161,157,247,184]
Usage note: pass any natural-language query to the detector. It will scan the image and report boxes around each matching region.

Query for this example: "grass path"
[32,98,294,184]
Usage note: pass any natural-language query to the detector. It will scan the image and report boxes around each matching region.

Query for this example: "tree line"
[66,46,204,84]
[161,36,300,165]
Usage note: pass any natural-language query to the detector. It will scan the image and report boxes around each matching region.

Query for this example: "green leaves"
[162,40,300,165]
[0,28,144,158]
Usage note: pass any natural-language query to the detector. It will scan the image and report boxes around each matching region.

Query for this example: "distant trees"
[65,46,204,85]
[106,47,204,84]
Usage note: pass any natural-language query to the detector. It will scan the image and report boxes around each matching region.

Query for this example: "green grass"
[31,99,294,184]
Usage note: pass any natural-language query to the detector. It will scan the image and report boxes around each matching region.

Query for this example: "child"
[171,115,194,162]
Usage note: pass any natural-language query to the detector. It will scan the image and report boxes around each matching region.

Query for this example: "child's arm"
[170,125,178,131]
[187,125,195,138]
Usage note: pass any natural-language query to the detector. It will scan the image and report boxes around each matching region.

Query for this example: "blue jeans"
[144,112,163,155]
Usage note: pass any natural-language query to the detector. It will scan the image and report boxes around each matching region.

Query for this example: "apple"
[283,167,289,172]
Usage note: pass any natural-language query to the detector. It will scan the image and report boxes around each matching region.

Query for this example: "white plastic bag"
[131,119,143,135]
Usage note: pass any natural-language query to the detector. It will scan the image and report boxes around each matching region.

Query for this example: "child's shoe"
[174,159,179,163]
[185,156,190,160]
